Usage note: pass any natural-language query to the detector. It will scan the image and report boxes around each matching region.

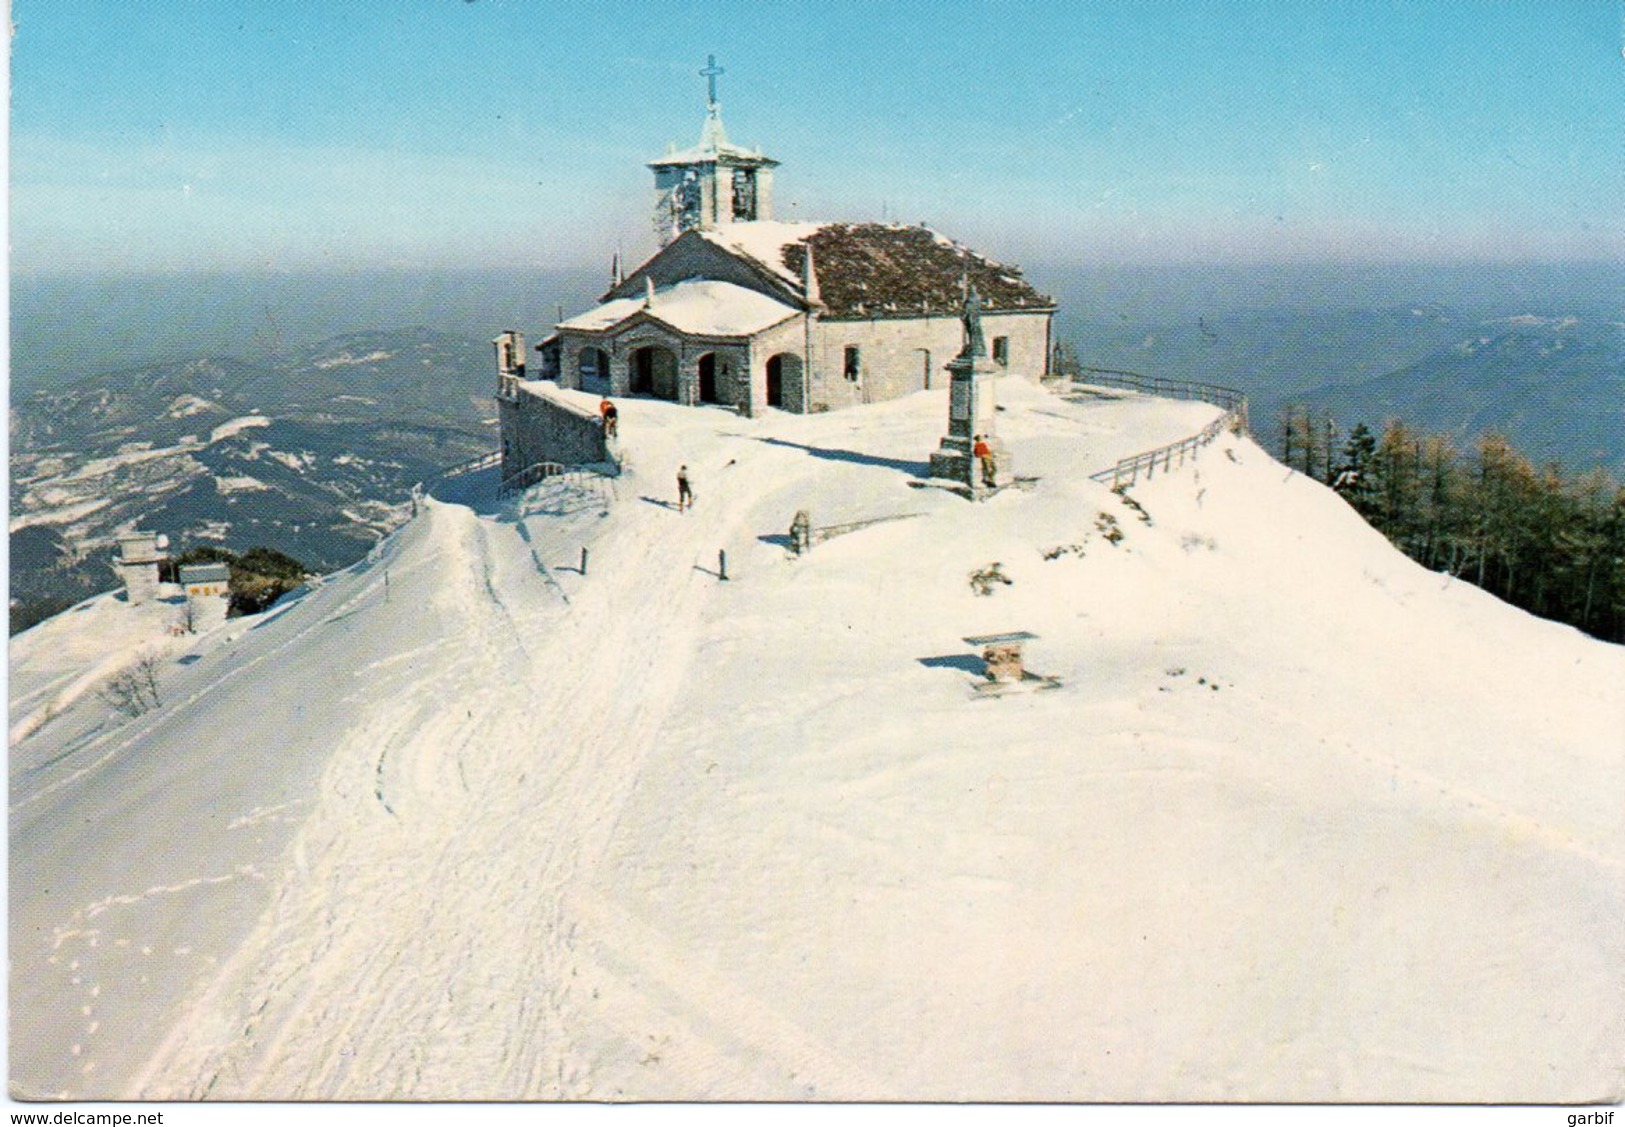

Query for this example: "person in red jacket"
[599,398,618,437]
[972,435,996,488]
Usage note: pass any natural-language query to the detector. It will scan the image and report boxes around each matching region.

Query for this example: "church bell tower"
[649,55,779,245]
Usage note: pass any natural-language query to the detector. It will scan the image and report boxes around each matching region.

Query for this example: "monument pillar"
[927,285,1009,492]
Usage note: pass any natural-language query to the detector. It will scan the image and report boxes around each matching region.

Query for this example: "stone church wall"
[807,311,1051,412]
[983,310,1053,383]
[499,384,611,480]
[749,315,813,413]
[703,344,753,409]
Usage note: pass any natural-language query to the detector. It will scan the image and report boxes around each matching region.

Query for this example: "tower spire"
[701,54,725,110]
[648,56,778,242]
[697,54,730,152]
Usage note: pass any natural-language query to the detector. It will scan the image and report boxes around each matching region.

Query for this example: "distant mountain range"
[9,327,497,631]
[1290,318,1625,472]
[1070,307,1624,474]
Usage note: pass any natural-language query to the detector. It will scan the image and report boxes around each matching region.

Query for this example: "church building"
[498,58,1056,473]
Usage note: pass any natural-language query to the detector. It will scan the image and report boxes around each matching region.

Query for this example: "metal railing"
[1074,367,1250,489]
[498,461,567,497]
[498,460,622,502]
[1088,412,1241,489]
[1074,367,1248,416]
[435,449,503,480]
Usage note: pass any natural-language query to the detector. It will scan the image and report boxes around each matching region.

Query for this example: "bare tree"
[97,654,163,717]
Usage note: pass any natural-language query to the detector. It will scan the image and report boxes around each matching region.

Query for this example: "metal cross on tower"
[701,54,725,108]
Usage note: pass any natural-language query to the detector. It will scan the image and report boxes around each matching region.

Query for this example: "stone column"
[742,351,765,418]
[609,351,631,396]
[713,166,735,225]
[678,354,700,406]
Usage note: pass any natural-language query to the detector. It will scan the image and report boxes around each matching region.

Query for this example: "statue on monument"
[959,280,987,360]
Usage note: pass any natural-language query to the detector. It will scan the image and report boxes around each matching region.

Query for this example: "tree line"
[1279,405,1625,644]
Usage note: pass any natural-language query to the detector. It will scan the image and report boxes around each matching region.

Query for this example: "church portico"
[629,343,680,401]
[692,347,751,408]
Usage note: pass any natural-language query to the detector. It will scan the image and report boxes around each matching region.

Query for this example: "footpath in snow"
[10,378,1623,1102]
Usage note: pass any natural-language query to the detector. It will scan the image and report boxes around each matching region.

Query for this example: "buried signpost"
[962,631,1061,696]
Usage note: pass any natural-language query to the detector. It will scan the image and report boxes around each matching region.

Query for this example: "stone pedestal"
[928,352,1010,490]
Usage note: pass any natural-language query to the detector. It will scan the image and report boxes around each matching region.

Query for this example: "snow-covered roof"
[697,221,827,288]
[557,296,646,333]
[557,279,799,339]
[700,221,1056,320]
[647,105,778,169]
[180,562,231,584]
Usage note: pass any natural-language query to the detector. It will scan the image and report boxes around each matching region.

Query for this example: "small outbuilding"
[116,531,168,606]
[180,562,231,600]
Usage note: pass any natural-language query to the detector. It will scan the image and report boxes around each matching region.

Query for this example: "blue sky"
[10,0,1624,275]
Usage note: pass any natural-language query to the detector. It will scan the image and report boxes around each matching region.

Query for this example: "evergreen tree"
[1415,434,1464,573]
[1332,423,1379,516]
[1050,340,1082,380]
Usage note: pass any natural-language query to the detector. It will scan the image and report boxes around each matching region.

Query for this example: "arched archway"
[577,346,610,393]
[765,352,802,410]
[630,345,679,400]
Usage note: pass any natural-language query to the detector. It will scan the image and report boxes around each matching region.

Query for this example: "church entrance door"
[631,346,679,400]
[765,352,801,410]
[766,356,782,407]
[698,353,719,404]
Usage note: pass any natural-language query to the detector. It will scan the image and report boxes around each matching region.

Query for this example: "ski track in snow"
[131,442,828,1099]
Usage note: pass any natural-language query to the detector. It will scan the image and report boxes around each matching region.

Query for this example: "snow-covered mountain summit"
[10,379,1623,1102]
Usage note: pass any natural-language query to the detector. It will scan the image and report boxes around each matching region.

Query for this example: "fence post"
[718,549,728,582]
[580,546,589,576]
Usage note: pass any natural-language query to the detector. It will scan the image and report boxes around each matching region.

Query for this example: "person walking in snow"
[972,435,997,488]
[677,464,693,512]
[600,397,618,438]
